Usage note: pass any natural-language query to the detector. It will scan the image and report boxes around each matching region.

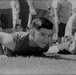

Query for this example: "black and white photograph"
[0,0,76,74]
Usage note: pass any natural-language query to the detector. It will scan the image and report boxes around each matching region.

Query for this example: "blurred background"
[52,0,76,9]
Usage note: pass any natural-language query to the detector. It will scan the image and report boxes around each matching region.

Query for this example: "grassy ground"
[0,54,76,74]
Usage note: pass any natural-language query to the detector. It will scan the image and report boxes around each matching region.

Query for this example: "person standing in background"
[18,0,30,31]
[64,7,76,54]
[56,0,72,44]
[65,7,76,37]
[47,0,58,43]
[0,0,14,33]
[11,0,20,30]
[0,0,14,54]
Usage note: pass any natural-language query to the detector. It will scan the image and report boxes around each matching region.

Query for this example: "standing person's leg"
[23,12,29,31]
[7,8,13,33]
[0,10,6,55]
[58,23,62,44]
[48,16,58,43]
[3,9,13,33]
[27,12,32,29]
[19,11,29,31]
[0,9,4,31]
[58,23,66,44]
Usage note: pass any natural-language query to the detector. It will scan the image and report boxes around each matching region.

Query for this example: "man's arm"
[0,32,15,50]
[46,41,71,53]
[56,1,61,24]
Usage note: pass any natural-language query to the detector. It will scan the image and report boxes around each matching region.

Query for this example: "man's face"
[33,28,53,48]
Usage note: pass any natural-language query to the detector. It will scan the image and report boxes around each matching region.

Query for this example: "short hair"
[31,17,53,30]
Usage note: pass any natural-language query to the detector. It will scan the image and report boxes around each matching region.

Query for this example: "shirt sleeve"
[11,32,29,50]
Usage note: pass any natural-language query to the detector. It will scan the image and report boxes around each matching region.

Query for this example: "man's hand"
[61,41,71,50]
[57,40,71,51]
[64,35,73,42]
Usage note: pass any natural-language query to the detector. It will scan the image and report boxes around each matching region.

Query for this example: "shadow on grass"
[28,53,76,61]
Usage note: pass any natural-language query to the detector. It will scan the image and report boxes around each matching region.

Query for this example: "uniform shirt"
[5,32,49,57]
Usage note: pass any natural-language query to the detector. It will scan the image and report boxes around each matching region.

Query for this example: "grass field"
[0,54,76,74]
[2,1,76,74]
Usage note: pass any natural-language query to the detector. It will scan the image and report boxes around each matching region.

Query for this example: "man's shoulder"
[11,31,29,39]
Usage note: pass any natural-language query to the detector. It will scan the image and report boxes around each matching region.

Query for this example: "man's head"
[29,17,53,48]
